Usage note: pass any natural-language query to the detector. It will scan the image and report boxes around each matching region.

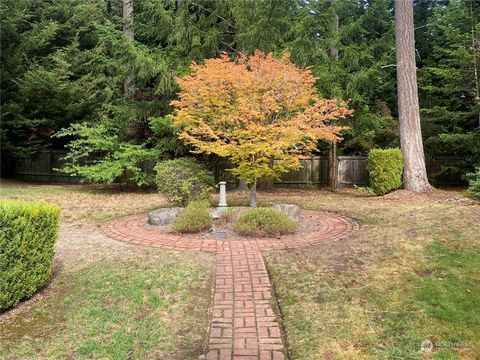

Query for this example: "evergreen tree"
[288,0,399,155]
[1,0,478,184]
[418,0,480,179]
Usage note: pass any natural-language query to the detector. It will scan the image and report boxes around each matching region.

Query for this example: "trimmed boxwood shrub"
[172,200,213,233]
[154,158,215,206]
[367,148,404,195]
[0,200,60,311]
[235,208,298,237]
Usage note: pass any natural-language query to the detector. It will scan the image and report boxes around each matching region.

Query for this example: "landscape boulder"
[148,207,183,226]
[273,204,301,221]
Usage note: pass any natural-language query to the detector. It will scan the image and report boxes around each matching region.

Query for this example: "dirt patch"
[369,188,477,205]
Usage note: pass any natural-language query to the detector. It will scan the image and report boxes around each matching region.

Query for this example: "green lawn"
[260,190,479,359]
[0,255,213,360]
[0,180,214,360]
[1,181,478,359]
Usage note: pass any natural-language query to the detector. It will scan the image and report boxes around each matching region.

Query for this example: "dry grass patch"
[0,179,167,223]
[258,188,479,359]
[0,180,214,359]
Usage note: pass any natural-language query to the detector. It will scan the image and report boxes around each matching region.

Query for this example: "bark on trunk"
[249,180,257,208]
[234,179,250,193]
[123,0,134,96]
[328,14,340,192]
[394,0,432,192]
[329,14,339,60]
[328,142,338,191]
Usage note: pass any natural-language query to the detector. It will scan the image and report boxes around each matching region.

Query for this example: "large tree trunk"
[123,0,134,96]
[471,3,480,128]
[328,14,340,191]
[328,141,338,191]
[329,14,339,60]
[394,0,432,192]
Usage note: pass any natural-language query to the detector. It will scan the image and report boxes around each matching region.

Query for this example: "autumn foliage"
[170,51,352,206]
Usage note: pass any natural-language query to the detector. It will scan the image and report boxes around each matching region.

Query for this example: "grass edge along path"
[0,252,214,360]
[264,200,479,360]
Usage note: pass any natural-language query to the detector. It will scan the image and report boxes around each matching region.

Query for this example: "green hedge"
[0,200,60,311]
[367,148,404,195]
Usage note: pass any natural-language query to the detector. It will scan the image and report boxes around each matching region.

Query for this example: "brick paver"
[102,210,358,359]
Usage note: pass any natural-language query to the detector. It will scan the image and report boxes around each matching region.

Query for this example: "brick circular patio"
[102,210,358,253]
[102,210,359,360]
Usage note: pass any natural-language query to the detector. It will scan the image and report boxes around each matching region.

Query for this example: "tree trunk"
[328,14,340,192]
[123,0,134,96]
[249,180,257,208]
[328,142,338,191]
[394,0,432,192]
[234,179,250,193]
[329,14,339,60]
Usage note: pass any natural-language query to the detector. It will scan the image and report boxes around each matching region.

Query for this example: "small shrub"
[367,148,404,195]
[220,208,238,222]
[235,208,298,237]
[465,166,480,198]
[154,158,215,206]
[0,200,60,311]
[172,200,213,233]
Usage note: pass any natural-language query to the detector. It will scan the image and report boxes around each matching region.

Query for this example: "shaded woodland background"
[1,0,479,182]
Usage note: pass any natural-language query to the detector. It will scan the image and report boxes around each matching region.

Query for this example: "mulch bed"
[144,207,324,241]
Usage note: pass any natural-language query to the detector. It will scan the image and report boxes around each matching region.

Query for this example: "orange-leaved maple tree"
[170,51,352,207]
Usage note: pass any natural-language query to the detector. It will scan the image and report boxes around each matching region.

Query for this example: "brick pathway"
[103,210,358,359]
[207,241,284,360]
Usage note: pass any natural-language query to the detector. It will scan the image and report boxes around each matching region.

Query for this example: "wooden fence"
[11,150,83,183]
[273,156,368,188]
[8,150,465,187]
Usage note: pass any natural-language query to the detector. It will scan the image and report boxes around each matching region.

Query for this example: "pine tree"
[418,0,480,179]
[289,0,398,155]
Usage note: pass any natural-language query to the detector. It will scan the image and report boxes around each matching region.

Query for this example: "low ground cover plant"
[172,200,213,233]
[0,200,60,311]
[235,208,298,237]
[367,148,404,195]
[219,207,238,222]
[154,158,215,206]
